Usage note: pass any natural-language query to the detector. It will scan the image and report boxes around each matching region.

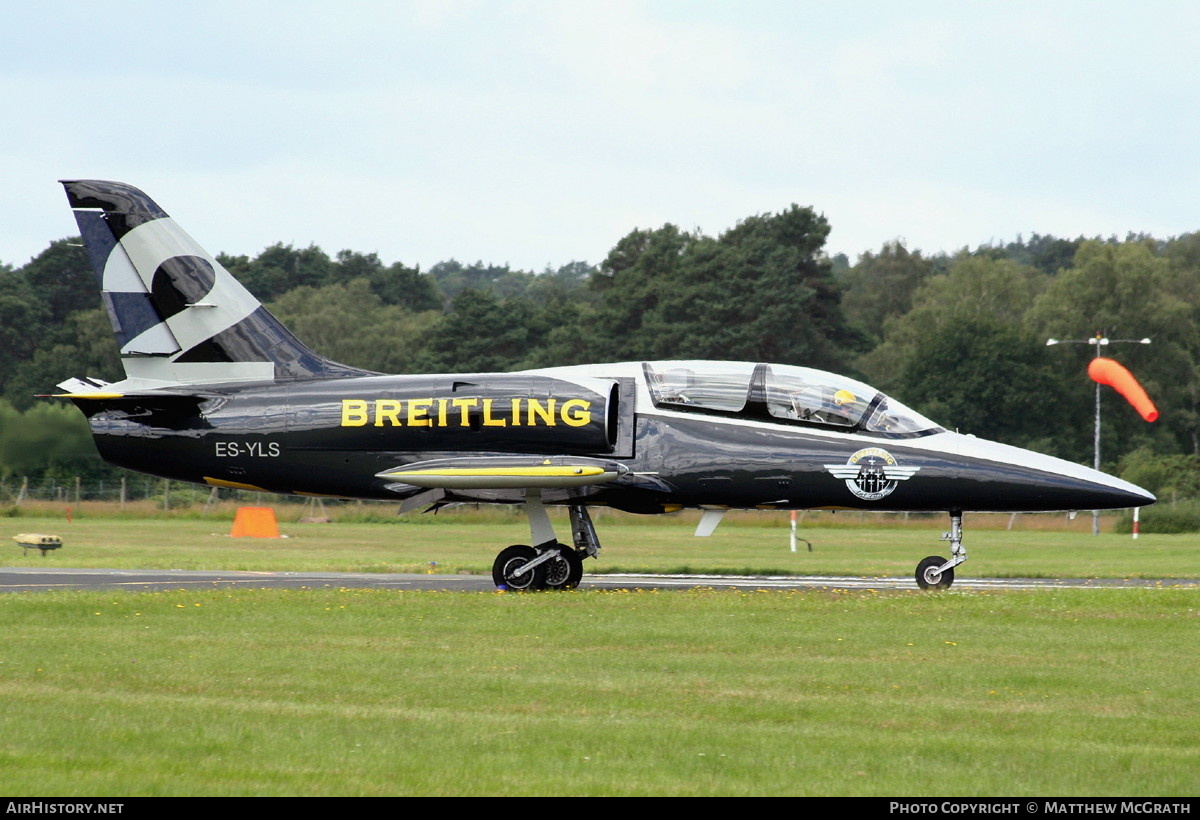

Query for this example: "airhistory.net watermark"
[6,805,123,815]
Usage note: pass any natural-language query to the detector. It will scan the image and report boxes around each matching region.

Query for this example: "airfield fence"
[4,475,209,505]
[0,475,347,510]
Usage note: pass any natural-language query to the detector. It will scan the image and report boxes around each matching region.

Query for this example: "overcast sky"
[4,1,1199,273]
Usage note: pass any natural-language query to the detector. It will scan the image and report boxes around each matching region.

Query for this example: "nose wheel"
[916,555,955,589]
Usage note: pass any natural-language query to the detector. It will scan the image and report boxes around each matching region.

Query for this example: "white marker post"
[790,510,797,552]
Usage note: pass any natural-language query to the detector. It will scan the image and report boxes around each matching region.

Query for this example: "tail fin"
[61,180,371,389]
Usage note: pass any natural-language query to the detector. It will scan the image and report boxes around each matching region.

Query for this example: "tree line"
[2,206,1199,503]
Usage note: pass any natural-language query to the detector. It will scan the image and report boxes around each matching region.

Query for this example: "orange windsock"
[1088,358,1158,422]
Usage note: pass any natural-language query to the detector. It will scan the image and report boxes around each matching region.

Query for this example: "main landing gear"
[491,492,601,591]
[915,510,969,590]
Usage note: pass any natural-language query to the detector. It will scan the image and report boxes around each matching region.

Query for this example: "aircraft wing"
[376,456,629,490]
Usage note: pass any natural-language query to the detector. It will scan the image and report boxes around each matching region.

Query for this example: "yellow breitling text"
[340,398,593,428]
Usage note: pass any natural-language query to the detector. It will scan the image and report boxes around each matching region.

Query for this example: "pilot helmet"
[833,389,856,407]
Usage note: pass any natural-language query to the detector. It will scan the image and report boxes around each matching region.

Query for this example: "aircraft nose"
[1081,476,1156,509]
[996,467,1155,512]
[1023,452,1156,510]
[929,433,1157,512]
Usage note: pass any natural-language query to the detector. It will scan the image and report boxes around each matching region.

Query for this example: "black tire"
[543,544,584,591]
[916,555,954,590]
[493,544,546,591]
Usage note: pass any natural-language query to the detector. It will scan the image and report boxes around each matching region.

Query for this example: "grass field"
[1,501,1197,580]
[0,503,1197,796]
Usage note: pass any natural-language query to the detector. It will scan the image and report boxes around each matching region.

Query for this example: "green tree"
[525,261,598,307]
[348,252,443,312]
[519,299,598,369]
[4,310,120,410]
[428,260,537,301]
[20,239,94,332]
[0,275,51,393]
[268,280,440,375]
[857,254,1047,393]
[840,241,934,342]
[1116,446,1200,500]
[899,318,1062,449]
[416,289,542,373]
[1028,240,1197,461]
[589,225,690,360]
[588,207,861,369]
[220,243,335,301]
[0,400,102,479]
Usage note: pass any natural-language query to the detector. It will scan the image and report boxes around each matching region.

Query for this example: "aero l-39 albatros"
[54,180,1155,590]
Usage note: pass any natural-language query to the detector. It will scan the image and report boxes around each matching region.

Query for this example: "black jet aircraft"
[54,180,1155,590]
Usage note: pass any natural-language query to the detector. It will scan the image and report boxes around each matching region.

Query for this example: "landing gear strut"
[915,510,968,590]
[490,491,600,591]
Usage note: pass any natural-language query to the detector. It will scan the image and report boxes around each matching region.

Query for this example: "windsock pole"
[1046,334,1153,535]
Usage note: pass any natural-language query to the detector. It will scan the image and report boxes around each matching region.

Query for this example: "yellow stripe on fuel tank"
[204,477,269,491]
[379,465,616,490]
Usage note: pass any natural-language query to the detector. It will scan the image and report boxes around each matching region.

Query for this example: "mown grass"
[0,504,1196,796]
[0,585,1195,796]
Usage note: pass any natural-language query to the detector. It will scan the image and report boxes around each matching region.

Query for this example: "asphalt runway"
[0,566,1194,594]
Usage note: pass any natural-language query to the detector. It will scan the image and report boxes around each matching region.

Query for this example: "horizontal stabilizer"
[377,456,628,490]
[54,392,128,400]
[51,379,226,423]
[55,377,113,396]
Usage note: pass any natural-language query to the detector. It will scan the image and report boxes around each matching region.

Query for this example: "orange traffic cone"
[230,506,280,538]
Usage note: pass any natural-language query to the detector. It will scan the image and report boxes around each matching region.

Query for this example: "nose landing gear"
[915,511,968,590]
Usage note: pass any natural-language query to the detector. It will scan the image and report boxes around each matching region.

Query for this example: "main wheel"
[493,544,546,591]
[542,544,584,591]
[916,555,954,590]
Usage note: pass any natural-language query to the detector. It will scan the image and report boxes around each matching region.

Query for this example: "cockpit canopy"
[643,361,943,438]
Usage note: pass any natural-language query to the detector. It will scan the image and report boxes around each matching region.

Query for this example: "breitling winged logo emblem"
[824,447,920,501]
